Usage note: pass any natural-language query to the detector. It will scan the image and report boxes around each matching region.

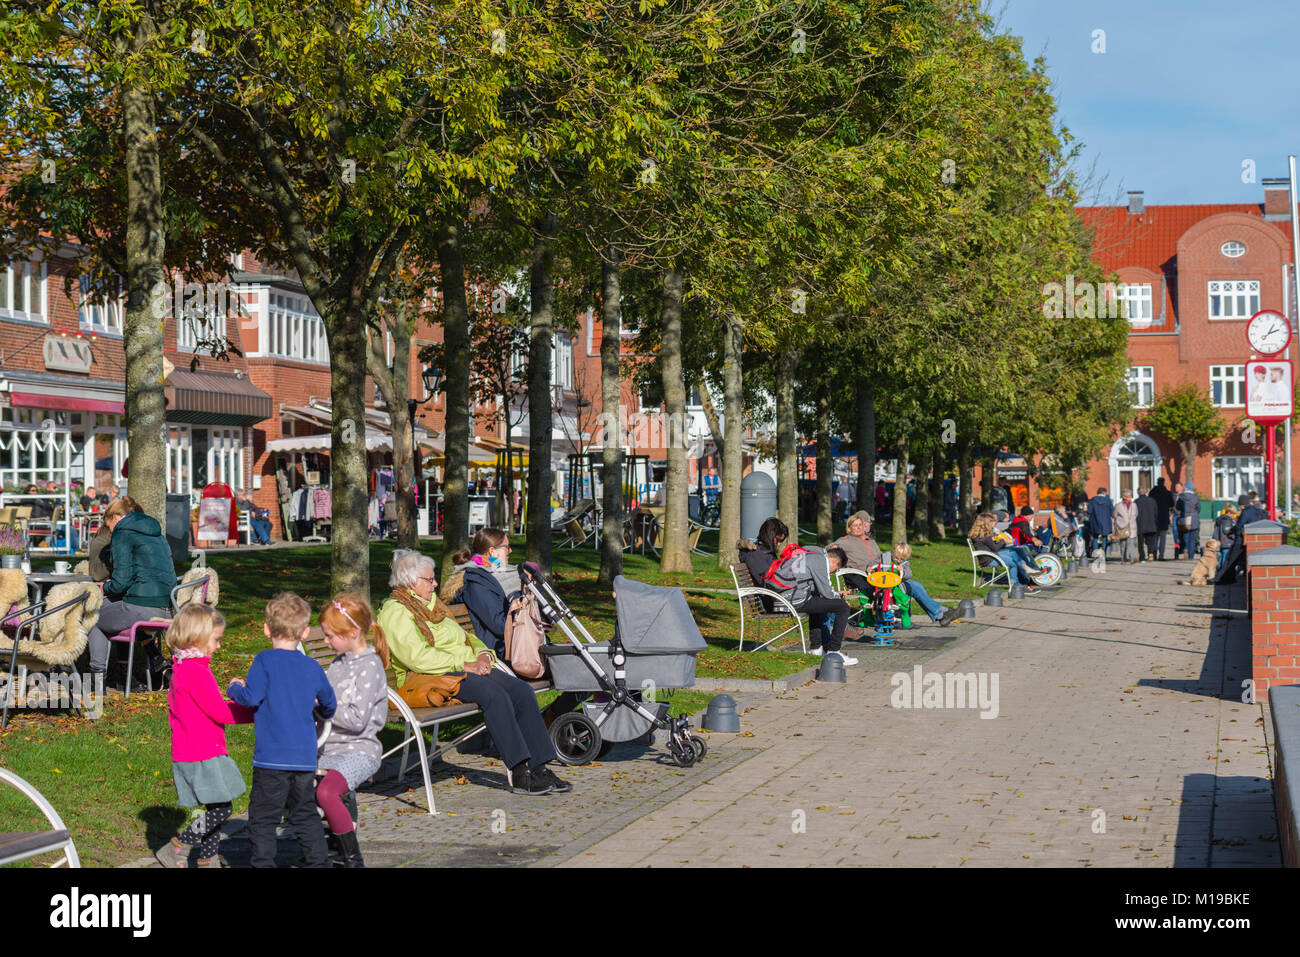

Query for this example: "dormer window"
[1221,241,1246,258]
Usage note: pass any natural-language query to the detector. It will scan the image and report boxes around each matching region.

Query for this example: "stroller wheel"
[550,712,602,765]
[690,735,707,761]
[669,737,696,768]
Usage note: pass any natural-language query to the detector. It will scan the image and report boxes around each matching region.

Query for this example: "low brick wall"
[1269,685,1300,867]
[1249,545,1300,694]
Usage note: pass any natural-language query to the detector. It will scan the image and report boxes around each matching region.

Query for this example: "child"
[228,592,337,868]
[316,595,390,868]
[155,604,254,868]
[891,543,958,627]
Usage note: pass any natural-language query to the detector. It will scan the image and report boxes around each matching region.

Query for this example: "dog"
[1179,538,1220,586]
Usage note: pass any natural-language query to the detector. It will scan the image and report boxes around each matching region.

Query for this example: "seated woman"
[968,511,1039,593]
[85,495,178,681]
[376,548,569,795]
[441,528,521,659]
[87,496,140,582]
[741,517,857,665]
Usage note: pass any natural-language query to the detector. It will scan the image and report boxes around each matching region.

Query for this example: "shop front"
[163,370,273,505]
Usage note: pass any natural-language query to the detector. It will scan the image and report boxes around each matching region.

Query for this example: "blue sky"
[997,0,1300,205]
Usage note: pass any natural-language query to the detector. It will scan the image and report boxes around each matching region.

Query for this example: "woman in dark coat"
[1135,486,1158,562]
[442,527,519,658]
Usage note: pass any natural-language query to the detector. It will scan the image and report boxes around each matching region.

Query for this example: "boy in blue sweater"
[229,592,337,868]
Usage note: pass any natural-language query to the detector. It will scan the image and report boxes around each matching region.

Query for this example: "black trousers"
[1139,532,1157,559]
[456,669,556,770]
[797,595,851,652]
[247,767,327,868]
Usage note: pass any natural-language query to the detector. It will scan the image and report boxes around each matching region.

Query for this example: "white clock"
[1247,309,1292,357]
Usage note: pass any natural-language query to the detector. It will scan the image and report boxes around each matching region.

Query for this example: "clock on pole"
[1245,310,1294,519]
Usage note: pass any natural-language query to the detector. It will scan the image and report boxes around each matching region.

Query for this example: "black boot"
[334,829,365,868]
[341,790,359,828]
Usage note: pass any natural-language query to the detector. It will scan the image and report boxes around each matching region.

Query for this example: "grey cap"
[1238,494,1250,506]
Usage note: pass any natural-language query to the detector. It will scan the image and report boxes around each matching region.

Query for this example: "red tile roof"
[1076,203,1294,274]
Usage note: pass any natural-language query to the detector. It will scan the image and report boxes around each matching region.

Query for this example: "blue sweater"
[228,648,337,772]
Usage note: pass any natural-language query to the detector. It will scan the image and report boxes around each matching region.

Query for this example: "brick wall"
[1248,545,1300,694]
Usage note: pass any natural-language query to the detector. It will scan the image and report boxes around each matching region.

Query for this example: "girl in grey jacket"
[315,596,390,867]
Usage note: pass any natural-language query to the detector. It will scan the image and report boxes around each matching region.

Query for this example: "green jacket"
[105,512,177,608]
[376,590,495,687]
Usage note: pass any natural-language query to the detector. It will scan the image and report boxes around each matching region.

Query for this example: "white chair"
[0,767,79,867]
[730,563,807,653]
[967,539,1010,589]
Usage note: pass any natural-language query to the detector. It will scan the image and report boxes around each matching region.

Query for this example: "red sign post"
[1245,310,1294,520]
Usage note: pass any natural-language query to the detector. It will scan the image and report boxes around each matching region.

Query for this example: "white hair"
[389,549,434,589]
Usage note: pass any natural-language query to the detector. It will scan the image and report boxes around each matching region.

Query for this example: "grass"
[1,523,982,866]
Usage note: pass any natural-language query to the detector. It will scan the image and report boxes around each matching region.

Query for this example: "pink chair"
[109,576,211,697]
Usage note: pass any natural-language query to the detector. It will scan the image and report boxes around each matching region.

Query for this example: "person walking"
[1113,490,1139,563]
[1151,478,1174,560]
[1088,488,1115,560]
[1135,486,1158,562]
[1176,482,1201,559]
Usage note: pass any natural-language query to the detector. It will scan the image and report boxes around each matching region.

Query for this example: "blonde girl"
[155,604,254,868]
[315,594,390,868]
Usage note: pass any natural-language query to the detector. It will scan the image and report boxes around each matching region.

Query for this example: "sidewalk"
[124,554,1279,867]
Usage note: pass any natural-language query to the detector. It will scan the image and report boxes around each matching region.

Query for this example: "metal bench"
[301,602,551,816]
[730,562,808,653]
[966,539,1010,589]
[0,767,79,867]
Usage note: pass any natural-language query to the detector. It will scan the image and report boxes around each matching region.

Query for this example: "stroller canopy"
[613,576,708,655]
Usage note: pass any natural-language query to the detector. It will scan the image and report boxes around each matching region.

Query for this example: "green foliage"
[1140,381,1224,447]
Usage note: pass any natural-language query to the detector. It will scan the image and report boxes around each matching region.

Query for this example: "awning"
[166,371,272,425]
[267,430,440,455]
[426,442,497,467]
[10,391,124,415]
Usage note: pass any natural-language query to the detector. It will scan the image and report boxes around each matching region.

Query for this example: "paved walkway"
[125,554,1279,868]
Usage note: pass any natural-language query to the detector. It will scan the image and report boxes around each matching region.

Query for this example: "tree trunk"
[912,444,931,545]
[776,349,799,536]
[597,246,624,587]
[658,268,690,573]
[437,222,472,582]
[929,444,945,540]
[122,81,167,526]
[957,438,973,529]
[330,304,371,595]
[892,434,910,547]
[1180,439,1197,486]
[980,450,995,514]
[526,218,555,575]
[717,311,744,568]
[816,387,833,546]
[366,307,418,551]
[695,372,724,463]
[855,378,875,514]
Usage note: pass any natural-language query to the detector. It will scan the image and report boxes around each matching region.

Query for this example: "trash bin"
[165,493,192,566]
[688,492,701,521]
[740,471,777,542]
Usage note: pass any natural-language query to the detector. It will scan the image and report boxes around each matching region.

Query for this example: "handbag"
[503,592,548,679]
[397,672,464,708]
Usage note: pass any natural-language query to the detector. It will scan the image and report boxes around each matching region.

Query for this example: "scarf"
[388,587,475,653]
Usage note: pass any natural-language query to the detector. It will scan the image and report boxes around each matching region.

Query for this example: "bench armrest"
[736,586,802,618]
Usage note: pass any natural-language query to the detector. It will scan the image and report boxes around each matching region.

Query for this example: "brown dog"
[1179,538,1220,586]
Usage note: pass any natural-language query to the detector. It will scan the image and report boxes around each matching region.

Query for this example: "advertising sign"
[1245,360,1293,422]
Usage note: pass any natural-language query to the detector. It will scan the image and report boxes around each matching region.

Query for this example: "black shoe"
[507,765,554,795]
[938,608,959,627]
[333,830,365,868]
[532,765,572,793]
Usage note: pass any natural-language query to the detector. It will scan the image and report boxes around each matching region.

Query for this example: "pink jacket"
[168,656,256,763]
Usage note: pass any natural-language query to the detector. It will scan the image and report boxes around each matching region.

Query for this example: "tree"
[1140,383,1224,483]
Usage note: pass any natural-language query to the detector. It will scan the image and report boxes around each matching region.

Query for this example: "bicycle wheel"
[1032,553,1063,587]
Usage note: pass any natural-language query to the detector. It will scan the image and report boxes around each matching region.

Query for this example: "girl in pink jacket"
[154,604,255,868]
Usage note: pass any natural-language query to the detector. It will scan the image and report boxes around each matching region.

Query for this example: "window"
[166,426,192,494]
[268,292,327,363]
[1208,280,1260,319]
[0,261,46,321]
[552,334,573,390]
[207,428,243,490]
[1127,366,1154,407]
[177,309,228,353]
[686,384,704,409]
[1211,364,1246,407]
[78,274,123,334]
[1213,456,1264,499]
[0,407,71,487]
[1118,283,1153,325]
[1221,241,1246,258]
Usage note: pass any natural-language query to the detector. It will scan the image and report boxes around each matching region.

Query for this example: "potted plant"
[0,528,26,569]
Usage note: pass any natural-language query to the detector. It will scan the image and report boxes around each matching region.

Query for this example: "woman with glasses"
[376,549,569,795]
[441,528,519,658]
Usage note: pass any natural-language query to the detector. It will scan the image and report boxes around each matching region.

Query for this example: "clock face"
[1247,310,1291,356]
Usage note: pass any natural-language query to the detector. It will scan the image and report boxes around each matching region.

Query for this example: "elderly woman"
[376,549,570,796]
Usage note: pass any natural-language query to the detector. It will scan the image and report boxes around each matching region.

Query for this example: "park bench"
[300,602,551,816]
[966,539,1010,589]
[729,562,808,653]
[0,767,79,867]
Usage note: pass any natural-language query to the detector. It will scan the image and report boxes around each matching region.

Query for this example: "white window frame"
[0,260,47,322]
[1127,366,1154,408]
[268,292,327,364]
[0,407,72,487]
[207,427,243,490]
[1118,283,1153,325]
[1221,241,1246,258]
[1208,279,1260,320]
[78,274,124,335]
[1210,364,1246,407]
[1213,455,1264,499]
[166,425,193,494]
[552,334,574,390]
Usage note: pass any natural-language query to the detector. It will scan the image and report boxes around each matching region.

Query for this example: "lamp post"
[408,366,442,533]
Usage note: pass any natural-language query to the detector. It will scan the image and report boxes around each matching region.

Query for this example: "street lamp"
[409,365,442,484]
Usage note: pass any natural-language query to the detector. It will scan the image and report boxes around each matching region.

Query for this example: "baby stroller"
[525,567,709,768]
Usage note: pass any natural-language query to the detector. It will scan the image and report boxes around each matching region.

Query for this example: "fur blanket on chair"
[175,565,220,608]
[0,580,103,667]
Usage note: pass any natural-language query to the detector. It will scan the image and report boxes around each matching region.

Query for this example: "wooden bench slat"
[0,830,70,859]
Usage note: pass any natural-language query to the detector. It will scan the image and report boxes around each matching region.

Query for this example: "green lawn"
[1,526,981,867]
